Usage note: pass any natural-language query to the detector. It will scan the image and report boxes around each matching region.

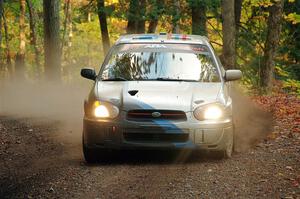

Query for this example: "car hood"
[95,81,223,112]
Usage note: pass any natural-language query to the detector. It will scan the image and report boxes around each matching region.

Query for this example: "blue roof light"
[132,35,158,40]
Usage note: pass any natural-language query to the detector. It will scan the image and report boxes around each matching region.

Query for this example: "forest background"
[0,0,299,95]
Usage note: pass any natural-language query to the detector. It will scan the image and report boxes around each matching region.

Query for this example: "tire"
[82,133,112,163]
[82,134,97,163]
[223,131,234,158]
[83,143,97,163]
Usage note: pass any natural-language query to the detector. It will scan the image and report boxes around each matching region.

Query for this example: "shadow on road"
[80,150,224,166]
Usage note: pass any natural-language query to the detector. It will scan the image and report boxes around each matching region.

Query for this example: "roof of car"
[115,33,210,45]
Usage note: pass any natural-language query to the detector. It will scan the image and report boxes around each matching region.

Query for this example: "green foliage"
[231,0,300,95]
[147,0,165,21]
[282,79,300,95]
[277,0,300,92]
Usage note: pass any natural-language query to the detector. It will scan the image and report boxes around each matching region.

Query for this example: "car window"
[100,44,220,82]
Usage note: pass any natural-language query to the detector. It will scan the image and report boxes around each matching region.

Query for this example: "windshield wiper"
[154,77,197,82]
[102,77,197,82]
[101,77,128,81]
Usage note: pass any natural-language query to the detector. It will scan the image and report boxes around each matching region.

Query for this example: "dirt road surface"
[0,116,299,199]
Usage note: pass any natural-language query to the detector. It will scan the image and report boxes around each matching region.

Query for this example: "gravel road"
[0,116,299,199]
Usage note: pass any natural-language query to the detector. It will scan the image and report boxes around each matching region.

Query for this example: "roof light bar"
[172,34,191,40]
[166,33,191,40]
[132,35,158,40]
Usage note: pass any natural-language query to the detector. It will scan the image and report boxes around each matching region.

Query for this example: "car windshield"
[100,43,220,82]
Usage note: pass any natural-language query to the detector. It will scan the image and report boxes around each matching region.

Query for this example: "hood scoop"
[194,99,205,105]
[128,90,139,96]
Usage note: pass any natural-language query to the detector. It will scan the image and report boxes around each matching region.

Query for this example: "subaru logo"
[151,112,161,118]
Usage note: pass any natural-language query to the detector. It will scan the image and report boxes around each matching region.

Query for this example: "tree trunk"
[127,0,146,34]
[136,0,146,33]
[61,0,73,70]
[15,0,26,79]
[260,0,284,91]
[294,1,300,64]
[0,0,3,68]
[127,0,138,34]
[0,0,2,44]
[234,0,242,68]
[26,0,41,76]
[2,11,13,77]
[190,0,207,35]
[43,0,61,81]
[172,0,180,33]
[148,20,158,33]
[61,0,70,52]
[68,4,72,49]
[234,0,242,31]
[97,0,110,55]
[221,0,236,69]
[147,0,163,33]
[294,25,300,64]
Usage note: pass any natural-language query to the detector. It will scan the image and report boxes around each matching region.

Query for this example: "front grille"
[123,132,189,143]
[127,110,187,121]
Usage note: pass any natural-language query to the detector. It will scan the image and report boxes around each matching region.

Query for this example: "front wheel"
[82,133,113,163]
[83,143,98,163]
[82,134,97,163]
[223,131,234,158]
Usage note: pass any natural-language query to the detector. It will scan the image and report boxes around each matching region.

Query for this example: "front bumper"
[83,113,233,151]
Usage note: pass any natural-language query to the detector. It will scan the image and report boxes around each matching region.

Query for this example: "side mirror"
[224,70,242,81]
[81,68,96,81]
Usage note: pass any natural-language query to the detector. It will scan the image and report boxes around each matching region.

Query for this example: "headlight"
[94,105,109,118]
[194,104,225,121]
[93,101,119,119]
[204,106,223,120]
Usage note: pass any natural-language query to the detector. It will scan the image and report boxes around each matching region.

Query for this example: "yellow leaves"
[275,66,289,77]
[251,0,274,8]
[282,79,300,95]
[285,13,300,24]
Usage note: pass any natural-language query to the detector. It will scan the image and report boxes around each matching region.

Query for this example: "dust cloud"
[232,87,274,152]
[0,80,273,153]
[0,80,92,146]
